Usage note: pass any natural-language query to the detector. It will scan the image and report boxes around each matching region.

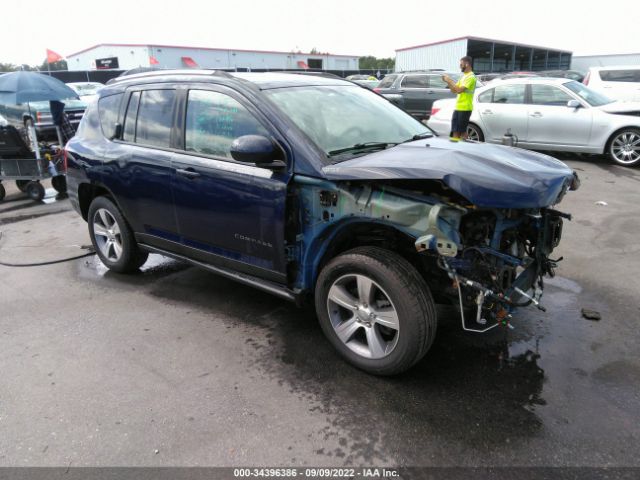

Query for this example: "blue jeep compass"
[66,70,579,375]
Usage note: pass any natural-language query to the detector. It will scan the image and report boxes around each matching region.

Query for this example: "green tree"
[0,62,18,72]
[39,59,68,71]
[359,56,395,71]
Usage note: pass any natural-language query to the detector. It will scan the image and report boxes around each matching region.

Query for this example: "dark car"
[374,71,465,120]
[539,70,585,82]
[0,98,86,141]
[66,70,579,375]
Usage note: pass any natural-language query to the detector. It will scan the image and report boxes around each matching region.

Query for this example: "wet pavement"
[0,156,639,468]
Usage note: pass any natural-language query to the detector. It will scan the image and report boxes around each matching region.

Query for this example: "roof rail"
[108,69,234,84]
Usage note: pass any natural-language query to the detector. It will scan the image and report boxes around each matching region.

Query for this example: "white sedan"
[427,77,640,166]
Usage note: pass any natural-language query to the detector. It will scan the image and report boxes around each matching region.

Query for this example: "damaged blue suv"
[66,70,580,375]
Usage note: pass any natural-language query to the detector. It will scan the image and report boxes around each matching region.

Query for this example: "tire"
[87,196,148,273]
[26,181,45,201]
[16,180,29,192]
[607,128,640,167]
[467,123,484,142]
[51,175,67,193]
[314,246,437,376]
[0,183,5,201]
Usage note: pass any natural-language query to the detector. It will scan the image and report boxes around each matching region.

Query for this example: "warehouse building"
[395,36,572,73]
[571,53,640,72]
[66,43,359,71]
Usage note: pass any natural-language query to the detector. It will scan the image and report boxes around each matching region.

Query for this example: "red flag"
[46,49,64,63]
[149,56,160,65]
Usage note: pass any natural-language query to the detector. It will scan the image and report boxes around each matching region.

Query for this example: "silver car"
[427,77,640,166]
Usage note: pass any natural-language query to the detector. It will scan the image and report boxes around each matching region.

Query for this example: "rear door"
[104,87,180,245]
[426,75,455,112]
[170,86,291,282]
[476,83,528,142]
[526,84,592,147]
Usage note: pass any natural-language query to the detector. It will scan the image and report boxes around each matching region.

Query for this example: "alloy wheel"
[466,125,481,141]
[611,131,640,165]
[326,274,400,359]
[92,208,123,262]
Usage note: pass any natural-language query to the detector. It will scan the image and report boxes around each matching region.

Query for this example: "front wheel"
[88,196,148,273]
[315,246,437,376]
[608,129,640,166]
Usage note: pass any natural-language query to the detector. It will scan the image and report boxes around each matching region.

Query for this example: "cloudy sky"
[1,0,638,66]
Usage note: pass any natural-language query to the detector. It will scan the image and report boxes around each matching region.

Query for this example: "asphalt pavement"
[0,155,639,468]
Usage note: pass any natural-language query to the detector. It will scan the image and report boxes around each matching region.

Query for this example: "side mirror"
[567,100,582,109]
[230,135,284,168]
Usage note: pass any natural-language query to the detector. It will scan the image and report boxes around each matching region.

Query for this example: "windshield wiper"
[402,132,434,143]
[328,142,397,157]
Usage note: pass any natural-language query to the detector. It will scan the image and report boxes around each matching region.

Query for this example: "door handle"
[176,168,201,179]
[530,112,543,118]
[396,89,405,93]
[482,110,493,115]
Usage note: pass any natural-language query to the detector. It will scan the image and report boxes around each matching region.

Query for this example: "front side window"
[185,90,269,158]
[492,84,526,104]
[134,90,176,148]
[428,76,448,89]
[530,84,573,106]
[401,75,428,88]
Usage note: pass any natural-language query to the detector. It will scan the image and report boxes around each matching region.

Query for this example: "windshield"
[564,81,613,106]
[266,85,431,161]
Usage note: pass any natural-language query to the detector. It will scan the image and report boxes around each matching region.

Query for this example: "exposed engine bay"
[293,174,578,332]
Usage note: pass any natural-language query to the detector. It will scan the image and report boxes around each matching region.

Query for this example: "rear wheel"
[88,196,148,273]
[26,181,45,201]
[467,123,484,142]
[315,246,437,376]
[608,128,640,166]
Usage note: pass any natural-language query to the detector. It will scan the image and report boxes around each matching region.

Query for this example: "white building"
[66,43,359,71]
[571,53,640,72]
[395,36,572,73]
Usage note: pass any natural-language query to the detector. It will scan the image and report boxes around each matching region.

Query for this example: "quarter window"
[97,93,123,138]
[477,89,493,103]
[122,91,140,142]
[530,84,574,106]
[492,84,526,104]
[185,90,268,158]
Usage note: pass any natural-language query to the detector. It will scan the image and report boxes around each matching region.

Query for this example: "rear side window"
[599,69,640,82]
[97,93,123,138]
[492,84,525,104]
[401,75,428,88]
[185,90,268,159]
[378,75,397,88]
[133,90,176,148]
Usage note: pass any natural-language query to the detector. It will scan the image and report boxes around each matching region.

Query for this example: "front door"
[170,87,290,282]
[399,74,429,116]
[525,84,593,147]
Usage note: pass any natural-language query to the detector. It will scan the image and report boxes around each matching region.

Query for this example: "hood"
[322,137,575,208]
[599,101,640,114]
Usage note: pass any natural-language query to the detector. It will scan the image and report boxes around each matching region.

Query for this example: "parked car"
[374,71,467,120]
[427,77,640,166]
[583,66,640,102]
[345,75,380,90]
[66,70,579,375]
[67,82,104,101]
[539,70,584,82]
[0,98,86,141]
